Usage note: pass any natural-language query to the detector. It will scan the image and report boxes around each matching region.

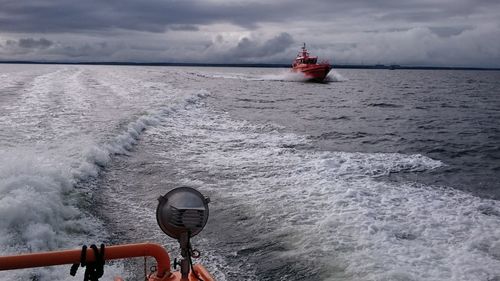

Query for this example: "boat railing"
[0,243,172,281]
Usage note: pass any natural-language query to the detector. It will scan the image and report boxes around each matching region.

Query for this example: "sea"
[0,64,499,281]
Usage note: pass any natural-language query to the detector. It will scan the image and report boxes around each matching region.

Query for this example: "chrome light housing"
[156,187,210,239]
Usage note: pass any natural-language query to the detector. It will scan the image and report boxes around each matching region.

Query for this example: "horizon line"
[1,60,499,71]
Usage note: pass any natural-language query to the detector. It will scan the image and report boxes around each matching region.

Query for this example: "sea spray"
[0,86,210,280]
[325,70,348,82]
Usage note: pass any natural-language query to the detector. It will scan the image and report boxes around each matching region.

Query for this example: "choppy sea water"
[0,64,499,281]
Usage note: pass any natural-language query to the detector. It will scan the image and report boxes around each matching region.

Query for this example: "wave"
[367,102,404,108]
[190,69,347,83]
[260,71,310,82]
[0,89,210,280]
[0,149,126,280]
[147,99,500,281]
[261,69,348,82]
[325,70,348,82]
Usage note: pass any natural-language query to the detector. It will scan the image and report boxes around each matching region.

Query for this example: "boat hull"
[292,64,331,82]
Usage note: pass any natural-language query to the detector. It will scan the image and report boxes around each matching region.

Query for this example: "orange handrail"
[0,243,171,278]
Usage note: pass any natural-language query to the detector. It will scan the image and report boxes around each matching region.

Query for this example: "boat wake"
[144,95,500,281]
[325,70,348,82]
[260,70,311,82]
[192,69,347,83]
[3,65,498,281]
[0,66,211,281]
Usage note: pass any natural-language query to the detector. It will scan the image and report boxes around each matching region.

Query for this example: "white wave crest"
[149,102,500,281]
[325,70,348,82]
[0,87,210,280]
[191,69,347,83]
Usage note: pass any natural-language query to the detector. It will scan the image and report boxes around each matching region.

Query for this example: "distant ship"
[291,43,331,82]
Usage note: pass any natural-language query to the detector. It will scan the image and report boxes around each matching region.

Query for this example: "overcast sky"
[1,0,499,67]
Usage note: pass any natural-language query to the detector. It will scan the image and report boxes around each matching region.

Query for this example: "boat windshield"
[306,58,317,64]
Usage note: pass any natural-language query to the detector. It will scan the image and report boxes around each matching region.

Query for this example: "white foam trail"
[325,70,348,82]
[72,90,213,182]
[73,90,213,181]
[191,69,346,83]
[0,150,118,280]
[189,69,310,82]
[149,101,500,281]
[0,65,211,280]
[0,152,84,252]
[260,70,309,82]
[0,101,195,280]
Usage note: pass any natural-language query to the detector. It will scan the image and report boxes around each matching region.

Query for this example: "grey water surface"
[1,64,499,281]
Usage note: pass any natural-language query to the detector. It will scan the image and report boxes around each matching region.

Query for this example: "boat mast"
[301,42,308,58]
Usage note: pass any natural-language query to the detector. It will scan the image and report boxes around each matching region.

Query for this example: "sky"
[0,0,500,67]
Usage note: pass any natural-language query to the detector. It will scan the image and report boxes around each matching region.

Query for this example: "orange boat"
[291,43,331,82]
[0,187,215,281]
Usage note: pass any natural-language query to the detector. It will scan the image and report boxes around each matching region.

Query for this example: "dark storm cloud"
[2,38,53,53]
[0,0,499,66]
[319,0,494,18]
[229,33,294,58]
[429,26,473,38]
[2,0,497,34]
[54,42,116,58]
[0,0,279,33]
[17,38,53,49]
[167,25,199,32]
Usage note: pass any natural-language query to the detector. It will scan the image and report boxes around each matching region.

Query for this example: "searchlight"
[156,186,210,279]
[156,186,210,239]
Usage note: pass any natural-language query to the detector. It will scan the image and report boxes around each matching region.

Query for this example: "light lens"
[156,187,209,239]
